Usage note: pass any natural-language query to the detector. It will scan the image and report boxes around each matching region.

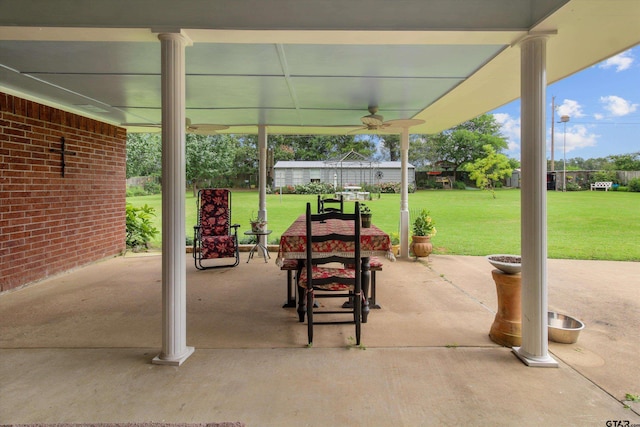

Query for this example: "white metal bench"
[590,181,612,191]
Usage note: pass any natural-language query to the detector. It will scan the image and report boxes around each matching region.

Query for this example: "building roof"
[274,161,414,169]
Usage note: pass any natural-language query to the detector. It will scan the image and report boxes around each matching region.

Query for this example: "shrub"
[453,180,466,190]
[566,182,582,191]
[126,186,147,197]
[143,180,161,195]
[592,170,617,184]
[379,182,401,193]
[629,177,640,192]
[126,204,159,252]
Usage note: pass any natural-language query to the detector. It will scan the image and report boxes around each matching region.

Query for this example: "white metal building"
[274,160,415,188]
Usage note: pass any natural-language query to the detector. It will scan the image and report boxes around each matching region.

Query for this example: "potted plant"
[389,232,400,256]
[411,209,436,258]
[249,212,267,232]
[359,203,372,228]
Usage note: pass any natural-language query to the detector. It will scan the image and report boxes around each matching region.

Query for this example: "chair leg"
[355,291,362,346]
[369,271,381,309]
[283,270,296,308]
[306,289,314,345]
[297,286,306,323]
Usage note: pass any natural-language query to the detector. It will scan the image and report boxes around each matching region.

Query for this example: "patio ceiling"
[1,0,639,135]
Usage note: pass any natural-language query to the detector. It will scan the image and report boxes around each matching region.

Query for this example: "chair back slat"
[317,194,344,213]
[305,201,361,278]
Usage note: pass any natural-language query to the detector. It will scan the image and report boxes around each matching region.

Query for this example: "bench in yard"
[590,181,612,191]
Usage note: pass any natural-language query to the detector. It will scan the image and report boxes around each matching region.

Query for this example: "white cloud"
[594,113,604,120]
[554,125,599,153]
[556,99,585,118]
[598,50,634,72]
[600,95,638,116]
[493,113,521,152]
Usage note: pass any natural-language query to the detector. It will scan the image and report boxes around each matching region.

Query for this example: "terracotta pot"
[411,235,433,258]
[489,269,522,347]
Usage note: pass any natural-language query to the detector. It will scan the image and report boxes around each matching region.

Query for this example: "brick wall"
[0,92,127,292]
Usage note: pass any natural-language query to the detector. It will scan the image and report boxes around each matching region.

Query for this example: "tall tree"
[431,114,508,180]
[268,134,375,161]
[125,133,161,178]
[185,133,236,195]
[409,135,437,170]
[378,134,400,161]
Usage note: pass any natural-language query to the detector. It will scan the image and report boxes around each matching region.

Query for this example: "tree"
[608,152,640,171]
[267,134,375,161]
[232,134,259,186]
[465,145,513,198]
[379,134,400,161]
[431,114,508,181]
[409,135,438,170]
[185,133,236,195]
[126,133,161,178]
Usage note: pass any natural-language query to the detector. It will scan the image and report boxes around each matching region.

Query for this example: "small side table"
[244,230,272,263]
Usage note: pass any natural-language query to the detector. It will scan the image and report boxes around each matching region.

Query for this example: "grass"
[126,188,640,261]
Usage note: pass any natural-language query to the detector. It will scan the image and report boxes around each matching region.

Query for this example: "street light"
[560,115,570,191]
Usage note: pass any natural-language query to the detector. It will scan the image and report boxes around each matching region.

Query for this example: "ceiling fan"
[122,118,229,134]
[350,106,425,133]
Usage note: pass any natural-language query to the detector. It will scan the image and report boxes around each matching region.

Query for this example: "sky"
[491,44,640,161]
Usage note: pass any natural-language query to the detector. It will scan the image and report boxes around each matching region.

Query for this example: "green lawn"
[127,189,640,261]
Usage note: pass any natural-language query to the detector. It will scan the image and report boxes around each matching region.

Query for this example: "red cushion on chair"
[298,266,355,291]
[201,235,236,259]
[344,256,382,270]
[369,256,383,268]
[281,259,299,270]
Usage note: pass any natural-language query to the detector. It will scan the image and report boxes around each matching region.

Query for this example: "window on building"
[310,169,321,183]
[275,170,286,187]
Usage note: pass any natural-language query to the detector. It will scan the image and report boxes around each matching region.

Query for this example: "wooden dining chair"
[297,201,362,346]
[317,194,344,213]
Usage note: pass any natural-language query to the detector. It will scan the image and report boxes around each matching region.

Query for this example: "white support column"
[258,125,268,246]
[399,129,410,258]
[153,31,194,366]
[513,34,558,367]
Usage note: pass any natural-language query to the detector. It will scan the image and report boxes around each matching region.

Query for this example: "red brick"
[0,91,126,292]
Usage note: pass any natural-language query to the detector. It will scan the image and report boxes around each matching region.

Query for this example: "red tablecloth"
[276,215,395,265]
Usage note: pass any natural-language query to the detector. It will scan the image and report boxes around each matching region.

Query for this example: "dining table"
[276,214,395,322]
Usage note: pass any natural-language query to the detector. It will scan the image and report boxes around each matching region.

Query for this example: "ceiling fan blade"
[188,124,230,135]
[383,119,426,129]
[347,126,369,134]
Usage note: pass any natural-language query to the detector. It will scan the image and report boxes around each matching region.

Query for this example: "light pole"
[560,115,570,191]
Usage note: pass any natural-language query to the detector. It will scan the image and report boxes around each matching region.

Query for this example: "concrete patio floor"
[1,252,638,426]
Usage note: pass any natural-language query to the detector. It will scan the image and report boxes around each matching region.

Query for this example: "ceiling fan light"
[361,115,383,126]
